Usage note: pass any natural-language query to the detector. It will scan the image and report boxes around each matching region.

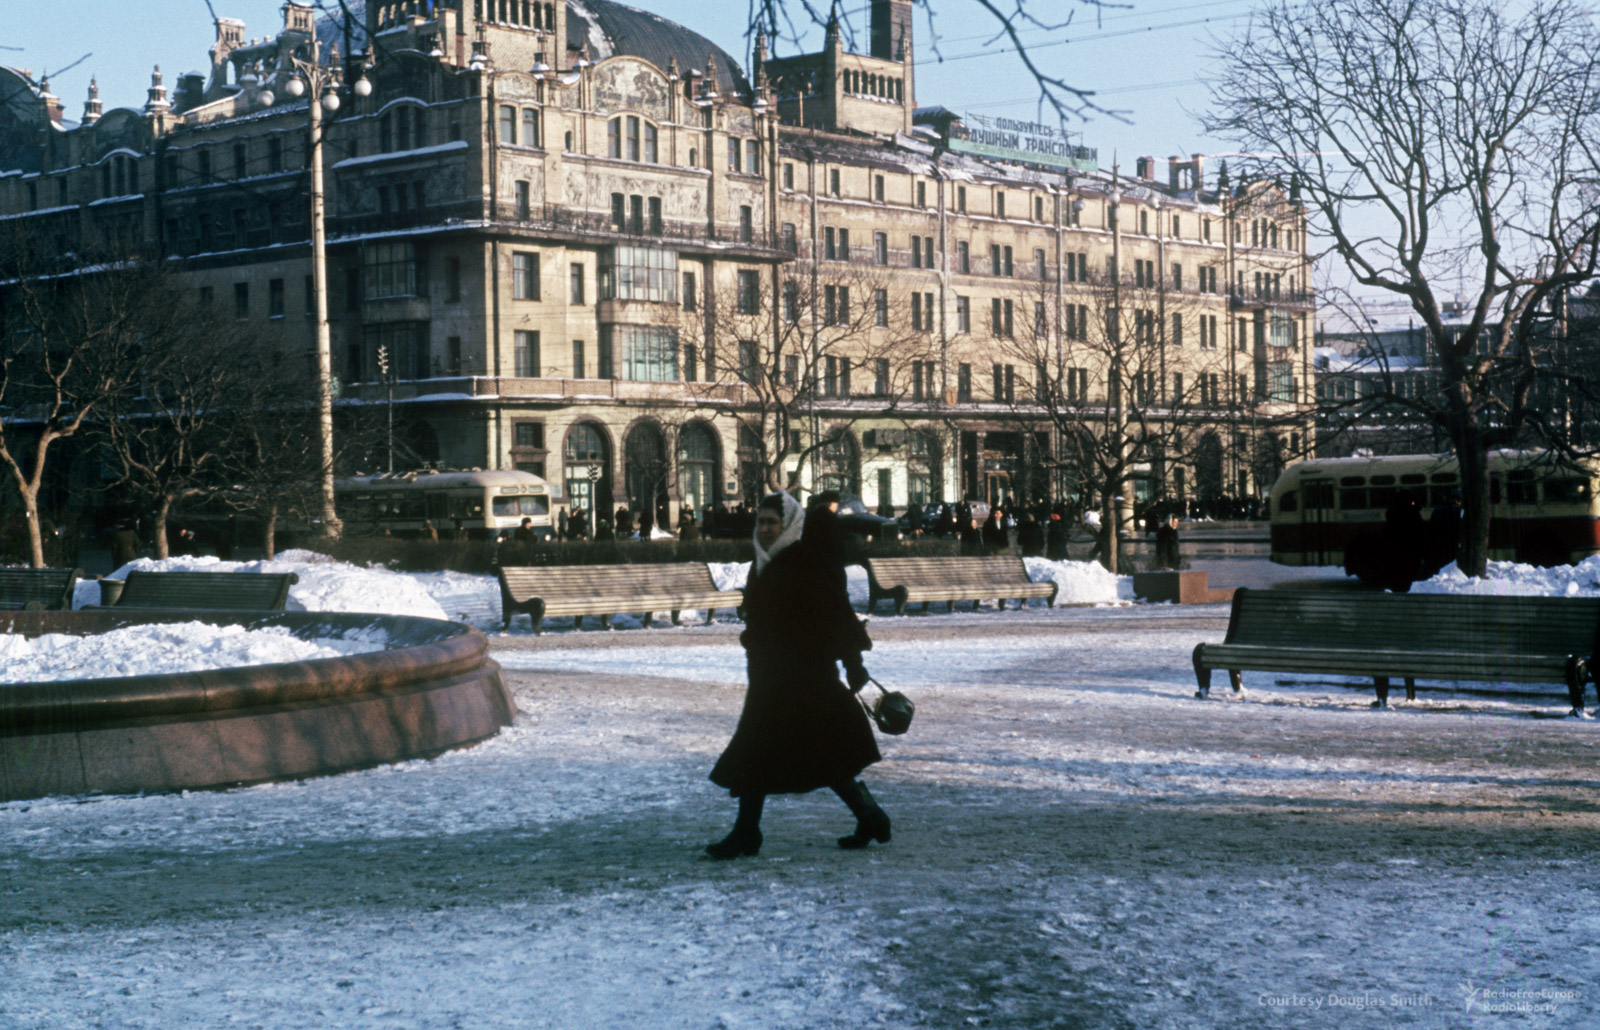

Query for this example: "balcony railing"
[495,203,778,252]
[1230,289,1316,310]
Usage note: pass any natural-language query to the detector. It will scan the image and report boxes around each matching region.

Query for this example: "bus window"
[1399,473,1426,485]
[1340,487,1368,510]
[1428,485,1458,507]
[493,494,552,518]
[1508,470,1537,505]
[1305,482,1335,509]
[1278,490,1298,513]
[1370,475,1396,486]
[1430,472,1457,483]
[1369,487,1396,509]
[520,495,550,516]
[1490,477,1501,504]
[1542,479,1590,504]
[425,492,449,520]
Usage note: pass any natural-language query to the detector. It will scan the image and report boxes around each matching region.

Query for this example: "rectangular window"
[519,109,539,149]
[911,235,922,269]
[607,325,680,382]
[608,119,621,159]
[738,205,752,243]
[683,271,697,312]
[830,168,841,196]
[783,163,794,190]
[512,251,540,300]
[917,181,927,208]
[572,339,585,379]
[515,180,530,219]
[1171,313,1183,348]
[1035,249,1047,280]
[597,332,613,379]
[739,340,760,384]
[746,140,759,175]
[956,295,970,334]
[233,282,249,319]
[783,281,799,324]
[446,257,462,302]
[874,232,888,265]
[570,262,585,304]
[728,135,740,171]
[825,227,836,261]
[644,123,657,163]
[956,186,966,212]
[737,270,760,314]
[785,354,799,387]
[1034,301,1046,337]
[514,330,540,376]
[268,278,285,318]
[957,242,970,274]
[651,197,665,235]
[874,174,885,202]
[874,358,889,396]
[912,360,925,401]
[924,237,934,269]
[911,293,923,332]
[957,363,972,402]
[875,288,889,328]
[499,105,517,144]
[598,245,678,303]
[996,192,1006,219]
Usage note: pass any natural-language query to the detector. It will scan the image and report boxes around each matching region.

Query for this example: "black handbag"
[860,676,915,735]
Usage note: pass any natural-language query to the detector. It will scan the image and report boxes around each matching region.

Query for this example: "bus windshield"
[492,494,550,518]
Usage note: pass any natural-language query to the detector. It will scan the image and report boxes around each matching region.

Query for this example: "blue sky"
[8,0,1245,177]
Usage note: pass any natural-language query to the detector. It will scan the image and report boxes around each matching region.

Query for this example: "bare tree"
[681,260,937,499]
[92,314,266,560]
[1207,0,1600,575]
[0,226,151,567]
[994,257,1246,571]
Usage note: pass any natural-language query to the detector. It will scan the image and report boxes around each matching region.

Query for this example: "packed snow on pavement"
[4,554,1598,1027]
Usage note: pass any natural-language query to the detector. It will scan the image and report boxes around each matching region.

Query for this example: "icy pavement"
[5,604,1600,1028]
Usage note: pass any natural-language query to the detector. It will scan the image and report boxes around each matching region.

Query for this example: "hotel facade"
[0,0,1315,527]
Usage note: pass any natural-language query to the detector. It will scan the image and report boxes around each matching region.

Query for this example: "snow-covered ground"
[4,554,1599,1027]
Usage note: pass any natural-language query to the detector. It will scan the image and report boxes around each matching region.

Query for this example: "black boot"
[706,794,764,859]
[833,781,891,850]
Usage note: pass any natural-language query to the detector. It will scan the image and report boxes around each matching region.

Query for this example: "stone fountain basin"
[0,609,514,802]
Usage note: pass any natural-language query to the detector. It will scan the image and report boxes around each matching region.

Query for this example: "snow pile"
[0,620,385,683]
[1024,556,1132,604]
[1412,555,1600,598]
[75,552,449,619]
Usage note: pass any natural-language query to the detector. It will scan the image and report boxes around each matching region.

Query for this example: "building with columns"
[0,0,1315,530]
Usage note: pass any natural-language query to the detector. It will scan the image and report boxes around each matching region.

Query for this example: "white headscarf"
[752,490,806,575]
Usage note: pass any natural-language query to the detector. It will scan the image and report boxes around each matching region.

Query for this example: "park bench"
[108,570,300,610]
[0,567,82,611]
[498,563,744,633]
[864,555,1058,615]
[1191,588,1600,715]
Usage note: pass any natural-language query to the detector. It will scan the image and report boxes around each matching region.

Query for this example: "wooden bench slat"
[498,563,743,633]
[1193,587,1600,712]
[0,567,82,611]
[113,570,299,611]
[864,556,1057,615]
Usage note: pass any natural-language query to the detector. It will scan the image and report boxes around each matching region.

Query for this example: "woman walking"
[706,491,891,859]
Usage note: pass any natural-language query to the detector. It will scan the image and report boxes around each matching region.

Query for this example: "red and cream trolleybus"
[1268,451,1600,571]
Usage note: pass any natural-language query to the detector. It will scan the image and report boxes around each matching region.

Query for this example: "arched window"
[564,422,612,533]
[625,422,669,525]
[677,423,720,513]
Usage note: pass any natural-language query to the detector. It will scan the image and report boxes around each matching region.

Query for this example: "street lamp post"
[262,32,373,541]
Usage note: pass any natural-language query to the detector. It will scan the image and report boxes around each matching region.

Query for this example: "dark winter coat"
[709,540,880,797]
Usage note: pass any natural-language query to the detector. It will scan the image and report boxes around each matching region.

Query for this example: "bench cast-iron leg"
[1192,644,1211,698]
[1228,670,1243,693]
[1404,677,1416,702]
[1373,676,1390,708]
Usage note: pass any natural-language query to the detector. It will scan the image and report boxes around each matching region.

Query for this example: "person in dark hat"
[705,491,890,859]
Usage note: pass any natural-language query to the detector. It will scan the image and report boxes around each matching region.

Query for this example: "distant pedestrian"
[678,509,700,542]
[1017,513,1045,558]
[1153,514,1182,570]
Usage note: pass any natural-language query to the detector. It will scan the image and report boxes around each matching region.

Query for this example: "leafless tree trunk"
[1207,0,1600,576]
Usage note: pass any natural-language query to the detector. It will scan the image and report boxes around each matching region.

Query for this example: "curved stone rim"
[0,610,515,802]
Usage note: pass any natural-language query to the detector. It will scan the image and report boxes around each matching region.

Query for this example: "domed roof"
[566,0,750,98]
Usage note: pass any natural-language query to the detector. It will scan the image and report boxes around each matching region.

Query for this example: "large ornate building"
[0,0,1315,527]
